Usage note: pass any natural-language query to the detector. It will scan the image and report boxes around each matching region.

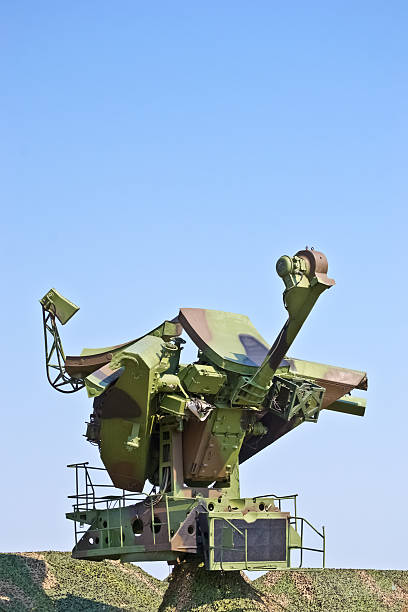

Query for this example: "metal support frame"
[206,492,325,571]
[67,464,325,570]
[68,463,175,548]
[67,463,143,548]
[42,307,85,393]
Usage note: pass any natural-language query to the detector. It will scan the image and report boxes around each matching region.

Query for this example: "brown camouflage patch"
[0,580,32,609]
[20,552,58,591]
[357,569,408,609]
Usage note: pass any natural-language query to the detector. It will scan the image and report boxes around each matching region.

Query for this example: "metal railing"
[67,462,144,511]
[210,504,325,570]
[67,462,147,548]
[67,463,187,548]
[289,516,325,568]
[253,492,298,531]
[68,465,325,566]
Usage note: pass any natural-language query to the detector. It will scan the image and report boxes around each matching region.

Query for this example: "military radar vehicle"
[40,248,367,571]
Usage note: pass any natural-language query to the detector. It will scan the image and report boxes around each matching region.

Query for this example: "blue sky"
[1,2,407,579]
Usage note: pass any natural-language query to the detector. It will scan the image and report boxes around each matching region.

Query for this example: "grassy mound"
[160,564,408,611]
[1,552,407,611]
[159,562,263,611]
[254,568,408,612]
[0,551,166,611]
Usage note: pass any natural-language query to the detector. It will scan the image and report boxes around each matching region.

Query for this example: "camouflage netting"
[160,562,408,612]
[0,551,166,611]
[1,553,408,611]
[254,568,408,612]
[159,562,262,611]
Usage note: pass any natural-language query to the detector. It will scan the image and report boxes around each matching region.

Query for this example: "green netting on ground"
[160,563,408,612]
[254,568,408,612]
[0,551,166,611]
[1,552,407,611]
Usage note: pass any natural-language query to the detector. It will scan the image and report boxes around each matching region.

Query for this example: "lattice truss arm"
[42,306,85,393]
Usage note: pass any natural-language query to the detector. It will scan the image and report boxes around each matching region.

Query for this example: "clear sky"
[1,2,407,580]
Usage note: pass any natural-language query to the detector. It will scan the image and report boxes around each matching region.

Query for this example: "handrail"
[68,462,177,548]
[288,516,325,568]
[210,513,325,570]
[290,515,324,538]
[253,493,298,500]
[253,493,298,529]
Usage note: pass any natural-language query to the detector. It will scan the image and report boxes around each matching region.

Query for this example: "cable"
[143,466,170,506]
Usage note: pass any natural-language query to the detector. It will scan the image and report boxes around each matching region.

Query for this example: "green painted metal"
[179,364,226,395]
[40,290,85,393]
[325,395,366,417]
[179,309,270,375]
[234,250,335,405]
[40,247,367,571]
[40,288,79,325]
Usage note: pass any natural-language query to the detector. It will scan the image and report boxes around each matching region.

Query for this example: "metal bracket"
[266,376,325,422]
[40,289,85,393]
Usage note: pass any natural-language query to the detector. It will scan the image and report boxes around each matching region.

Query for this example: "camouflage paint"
[40,248,367,570]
